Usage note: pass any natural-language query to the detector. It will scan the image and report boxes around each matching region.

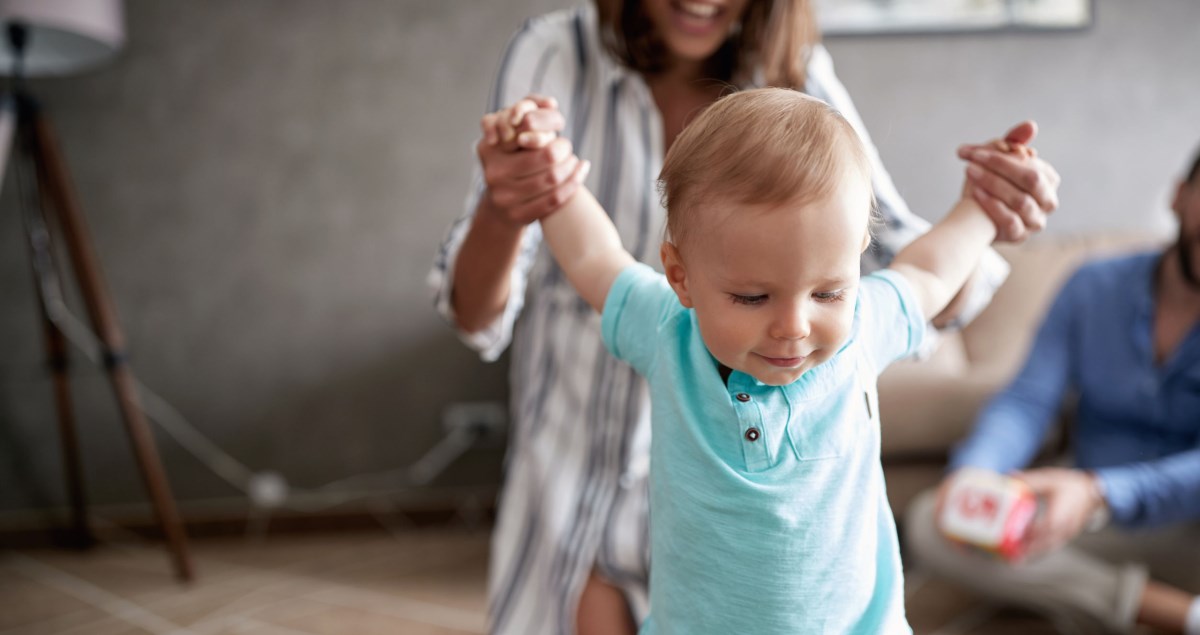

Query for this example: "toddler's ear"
[661,241,694,308]
[860,230,872,254]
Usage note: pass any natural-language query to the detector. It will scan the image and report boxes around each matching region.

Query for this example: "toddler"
[488,88,1038,634]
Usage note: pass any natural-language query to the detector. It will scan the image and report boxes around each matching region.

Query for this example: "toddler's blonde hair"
[659,88,873,247]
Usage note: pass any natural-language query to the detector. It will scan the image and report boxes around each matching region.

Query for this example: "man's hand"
[1014,467,1107,559]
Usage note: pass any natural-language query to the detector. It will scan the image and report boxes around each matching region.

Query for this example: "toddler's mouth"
[758,354,806,368]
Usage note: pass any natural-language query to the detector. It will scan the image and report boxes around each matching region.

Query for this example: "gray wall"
[1,0,1198,514]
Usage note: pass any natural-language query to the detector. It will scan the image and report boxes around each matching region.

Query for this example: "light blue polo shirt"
[602,263,925,635]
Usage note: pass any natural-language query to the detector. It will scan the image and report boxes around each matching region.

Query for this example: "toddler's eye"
[814,290,847,303]
[730,294,767,306]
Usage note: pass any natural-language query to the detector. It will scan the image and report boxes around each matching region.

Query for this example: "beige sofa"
[878,232,1167,520]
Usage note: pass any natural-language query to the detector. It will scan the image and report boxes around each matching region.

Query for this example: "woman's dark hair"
[594,0,819,89]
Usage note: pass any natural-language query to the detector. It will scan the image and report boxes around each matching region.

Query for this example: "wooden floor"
[0,526,1144,634]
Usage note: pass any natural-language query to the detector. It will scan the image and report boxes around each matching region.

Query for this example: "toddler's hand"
[481,94,564,151]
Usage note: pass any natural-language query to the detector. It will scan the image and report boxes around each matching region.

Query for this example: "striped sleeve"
[428,14,581,362]
[805,45,1009,331]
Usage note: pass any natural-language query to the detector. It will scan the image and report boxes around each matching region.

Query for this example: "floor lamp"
[0,0,193,581]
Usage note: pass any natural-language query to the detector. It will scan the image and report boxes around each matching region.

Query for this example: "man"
[906,147,1200,635]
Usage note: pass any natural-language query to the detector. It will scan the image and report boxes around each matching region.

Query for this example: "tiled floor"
[0,526,1148,634]
[1,530,489,635]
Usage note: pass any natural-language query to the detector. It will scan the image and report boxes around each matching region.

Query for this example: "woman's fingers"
[517,107,566,136]
[968,148,1058,214]
[512,94,558,124]
[514,153,582,194]
[509,92,563,130]
[526,93,558,110]
[494,99,539,145]
[518,130,558,148]
[483,138,584,221]
[478,94,565,152]
[480,134,572,180]
[491,103,566,151]
[966,160,1046,233]
[508,98,539,129]
[957,142,1038,163]
[512,137,574,179]
[971,184,1028,243]
[1003,120,1038,146]
[507,159,592,224]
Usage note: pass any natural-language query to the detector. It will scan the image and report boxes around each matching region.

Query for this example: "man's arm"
[1093,448,1200,527]
[539,182,636,312]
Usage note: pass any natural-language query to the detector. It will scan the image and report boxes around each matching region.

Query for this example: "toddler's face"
[663,173,873,386]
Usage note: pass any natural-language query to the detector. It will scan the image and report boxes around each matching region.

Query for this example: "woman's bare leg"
[576,570,637,635]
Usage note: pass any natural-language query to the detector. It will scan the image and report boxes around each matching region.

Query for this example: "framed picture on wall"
[816,0,1094,35]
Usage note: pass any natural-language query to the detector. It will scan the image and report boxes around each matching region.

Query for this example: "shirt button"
[735,393,751,402]
[745,427,760,442]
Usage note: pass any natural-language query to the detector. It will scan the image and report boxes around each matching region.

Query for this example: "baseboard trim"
[0,485,498,549]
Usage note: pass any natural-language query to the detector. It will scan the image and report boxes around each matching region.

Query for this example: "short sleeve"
[855,270,927,373]
[601,263,680,377]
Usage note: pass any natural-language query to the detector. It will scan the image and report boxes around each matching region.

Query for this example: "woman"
[430,1,1061,633]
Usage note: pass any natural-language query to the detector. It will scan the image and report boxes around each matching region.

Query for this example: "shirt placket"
[729,381,772,472]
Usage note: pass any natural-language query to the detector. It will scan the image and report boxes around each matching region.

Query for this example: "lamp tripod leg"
[8,98,94,551]
[40,298,94,548]
[28,104,194,582]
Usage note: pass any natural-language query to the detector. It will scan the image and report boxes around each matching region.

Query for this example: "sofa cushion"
[962,234,1166,381]
[878,232,1165,460]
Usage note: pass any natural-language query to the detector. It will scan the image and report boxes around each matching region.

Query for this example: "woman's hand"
[476,94,590,227]
[959,121,1062,243]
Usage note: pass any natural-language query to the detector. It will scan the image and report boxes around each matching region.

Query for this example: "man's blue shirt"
[952,252,1200,527]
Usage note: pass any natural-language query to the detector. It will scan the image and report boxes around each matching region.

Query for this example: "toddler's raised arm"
[538,184,635,313]
[477,101,633,313]
[889,142,1039,321]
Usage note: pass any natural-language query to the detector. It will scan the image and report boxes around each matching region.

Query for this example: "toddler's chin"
[749,367,807,387]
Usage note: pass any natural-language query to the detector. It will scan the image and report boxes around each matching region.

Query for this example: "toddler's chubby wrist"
[949,193,997,233]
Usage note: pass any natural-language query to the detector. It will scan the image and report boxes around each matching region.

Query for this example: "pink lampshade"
[0,0,125,76]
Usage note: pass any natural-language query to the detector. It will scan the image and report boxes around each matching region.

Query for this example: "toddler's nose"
[770,305,810,340]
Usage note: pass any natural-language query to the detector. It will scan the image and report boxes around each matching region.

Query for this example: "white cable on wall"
[34,288,503,516]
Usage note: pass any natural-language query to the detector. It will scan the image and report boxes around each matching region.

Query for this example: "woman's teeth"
[679,1,718,19]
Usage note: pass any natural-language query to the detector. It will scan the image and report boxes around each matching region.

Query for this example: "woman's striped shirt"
[428,7,1008,634]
